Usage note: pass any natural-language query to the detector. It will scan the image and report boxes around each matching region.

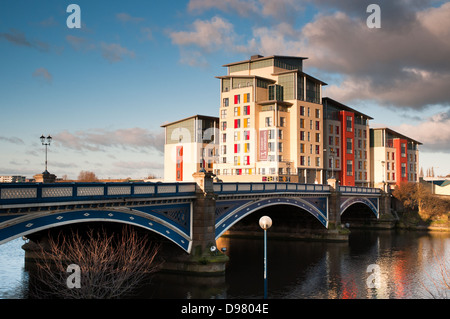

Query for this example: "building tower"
[214,55,327,183]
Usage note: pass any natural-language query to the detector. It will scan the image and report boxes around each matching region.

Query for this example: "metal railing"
[213,182,330,194]
[0,182,197,205]
[338,186,380,194]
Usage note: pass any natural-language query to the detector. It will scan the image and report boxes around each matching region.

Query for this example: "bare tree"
[77,170,99,182]
[30,226,161,299]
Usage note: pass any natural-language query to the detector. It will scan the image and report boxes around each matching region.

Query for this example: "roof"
[160,114,219,128]
[370,127,423,145]
[322,97,373,120]
[222,55,308,67]
[215,75,276,83]
[273,69,328,86]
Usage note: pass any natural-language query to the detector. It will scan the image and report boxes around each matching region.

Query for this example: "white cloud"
[100,42,136,63]
[395,110,450,153]
[53,128,164,154]
[32,67,52,83]
[169,16,236,52]
[116,13,145,23]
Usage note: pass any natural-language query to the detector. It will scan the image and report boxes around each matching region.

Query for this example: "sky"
[1,0,450,180]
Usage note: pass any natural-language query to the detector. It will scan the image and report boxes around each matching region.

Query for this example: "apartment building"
[323,98,372,187]
[0,175,26,183]
[370,128,421,189]
[161,115,219,182]
[214,55,327,183]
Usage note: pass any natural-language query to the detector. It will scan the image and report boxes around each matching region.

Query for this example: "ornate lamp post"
[259,216,272,299]
[40,134,52,173]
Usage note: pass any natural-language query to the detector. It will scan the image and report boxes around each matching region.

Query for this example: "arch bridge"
[0,173,390,274]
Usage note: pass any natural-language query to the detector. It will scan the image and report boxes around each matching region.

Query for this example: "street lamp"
[259,216,272,299]
[40,134,52,173]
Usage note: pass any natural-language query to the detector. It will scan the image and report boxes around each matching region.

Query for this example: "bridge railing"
[338,186,381,194]
[213,182,330,194]
[0,182,197,206]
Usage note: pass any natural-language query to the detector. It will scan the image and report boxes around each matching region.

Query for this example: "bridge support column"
[161,172,228,275]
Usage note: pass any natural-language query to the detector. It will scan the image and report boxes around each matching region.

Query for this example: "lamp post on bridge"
[40,134,52,173]
[259,216,272,299]
[34,134,56,183]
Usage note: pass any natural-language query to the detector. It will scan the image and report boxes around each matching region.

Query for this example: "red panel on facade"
[394,139,408,185]
[339,111,355,186]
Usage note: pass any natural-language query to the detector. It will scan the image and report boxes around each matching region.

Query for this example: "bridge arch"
[340,197,379,219]
[0,208,192,253]
[215,197,328,239]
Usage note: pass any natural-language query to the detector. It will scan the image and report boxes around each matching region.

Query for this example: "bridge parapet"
[338,186,381,196]
[0,182,196,207]
[213,182,330,195]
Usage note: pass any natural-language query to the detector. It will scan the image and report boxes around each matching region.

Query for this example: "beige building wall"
[214,55,325,183]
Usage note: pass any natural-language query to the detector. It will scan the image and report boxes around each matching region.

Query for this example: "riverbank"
[396,210,450,232]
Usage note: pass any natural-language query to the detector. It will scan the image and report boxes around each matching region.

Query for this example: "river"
[1,229,449,299]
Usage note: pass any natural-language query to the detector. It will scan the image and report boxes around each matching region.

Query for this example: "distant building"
[0,175,26,183]
[323,98,373,187]
[370,127,422,189]
[161,115,219,182]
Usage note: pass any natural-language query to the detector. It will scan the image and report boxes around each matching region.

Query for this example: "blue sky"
[1,0,450,180]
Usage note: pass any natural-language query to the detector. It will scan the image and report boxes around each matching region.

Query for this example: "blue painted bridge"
[0,172,390,274]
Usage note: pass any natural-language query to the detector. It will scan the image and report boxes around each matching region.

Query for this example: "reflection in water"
[0,230,449,299]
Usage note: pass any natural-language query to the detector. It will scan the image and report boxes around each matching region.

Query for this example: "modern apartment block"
[214,55,327,183]
[160,54,422,189]
[370,128,422,188]
[323,98,372,187]
[161,115,219,182]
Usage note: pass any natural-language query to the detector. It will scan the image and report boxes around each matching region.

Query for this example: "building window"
[221,145,227,155]
[300,143,305,153]
[223,98,229,107]
[222,133,226,143]
[265,117,273,127]
[280,117,286,127]
[234,144,240,154]
[244,130,250,140]
[401,143,406,157]
[220,109,227,119]
[315,109,320,118]
[300,156,305,166]
[401,163,406,177]
[316,157,320,167]
[234,94,240,104]
[278,142,283,152]
[300,106,305,116]
[347,160,353,176]
[315,133,320,143]
[234,119,241,128]
[346,116,352,132]
[234,131,240,141]
[300,118,304,128]
[244,143,250,153]
[329,136,333,145]
[244,105,250,115]
[315,145,320,155]
[221,121,227,131]
[234,107,240,116]
[300,131,305,141]
[244,118,250,128]
[243,93,250,103]
[278,129,283,139]
[346,138,353,154]
[316,121,320,130]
